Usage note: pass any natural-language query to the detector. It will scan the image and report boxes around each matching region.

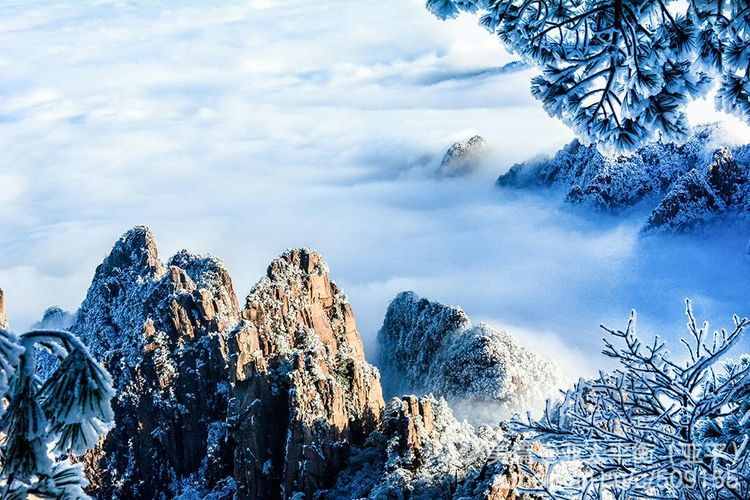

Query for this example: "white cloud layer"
[1,0,749,376]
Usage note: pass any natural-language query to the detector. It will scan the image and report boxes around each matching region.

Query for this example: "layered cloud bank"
[1,0,749,368]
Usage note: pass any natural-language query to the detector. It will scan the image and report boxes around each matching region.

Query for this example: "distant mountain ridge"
[497,124,750,232]
[20,226,552,499]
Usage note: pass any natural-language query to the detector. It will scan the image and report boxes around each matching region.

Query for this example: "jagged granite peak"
[645,148,750,232]
[229,248,384,499]
[99,224,164,278]
[378,292,558,423]
[322,395,537,499]
[71,226,241,498]
[437,135,487,178]
[497,125,719,210]
[73,226,167,365]
[0,288,7,330]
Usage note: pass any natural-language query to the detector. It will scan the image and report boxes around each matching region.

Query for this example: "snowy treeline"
[514,301,750,498]
[427,0,750,151]
[498,123,750,232]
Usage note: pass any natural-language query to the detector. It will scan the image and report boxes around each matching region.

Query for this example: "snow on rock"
[497,123,750,233]
[323,395,496,498]
[437,135,487,178]
[378,292,559,423]
[644,169,723,232]
[708,148,749,205]
[71,226,241,498]
[63,234,386,499]
[73,225,166,369]
[323,395,540,499]
[39,228,547,499]
[32,307,78,378]
[497,125,718,210]
[33,306,76,330]
[645,148,750,232]
[229,248,384,499]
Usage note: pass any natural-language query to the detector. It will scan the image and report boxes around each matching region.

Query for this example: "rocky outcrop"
[323,395,540,499]
[708,148,749,205]
[229,249,384,499]
[498,124,750,234]
[0,288,7,330]
[498,126,717,210]
[53,227,547,499]
[378,292,558,423]
[72,226,240,498]
[455,434,544,500]
[437,135,487,177]
[645,148,750,232]
[72,230,386,499]
[644,169,722,232]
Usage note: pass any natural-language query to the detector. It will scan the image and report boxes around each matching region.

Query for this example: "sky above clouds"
[1,0,749,377]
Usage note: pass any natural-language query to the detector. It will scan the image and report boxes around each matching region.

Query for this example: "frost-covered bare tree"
[427,0,750,152]
[0,325,114,499]
[513,301,750,498]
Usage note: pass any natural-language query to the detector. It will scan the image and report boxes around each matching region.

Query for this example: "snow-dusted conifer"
[427,0,750,151]
[513,301,750,498]
[0,327,114,499]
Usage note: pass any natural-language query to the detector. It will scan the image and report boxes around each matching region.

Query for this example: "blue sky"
[2,0,749,378]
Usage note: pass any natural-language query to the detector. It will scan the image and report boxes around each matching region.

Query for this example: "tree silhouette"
[427,0,750,151]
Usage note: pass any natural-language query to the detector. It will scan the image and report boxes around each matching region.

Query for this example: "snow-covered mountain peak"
[378,291,559,423]
[98,225,164,280]
[437,135,488,177]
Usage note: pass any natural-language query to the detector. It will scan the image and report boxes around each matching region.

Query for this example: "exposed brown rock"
[0,288,7,330]
[63,229,544,499]
[465,437,545,500]
[72,227,241,498]
[323,395,521,499]
[229,248,384,499]
[389,395,436,457]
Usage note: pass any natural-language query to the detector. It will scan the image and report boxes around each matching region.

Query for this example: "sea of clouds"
[2,0,749,378]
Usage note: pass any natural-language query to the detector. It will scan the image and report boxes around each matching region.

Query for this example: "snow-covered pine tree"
[426,0,750,152]
[0,323,114,499]
[513,301,750,498]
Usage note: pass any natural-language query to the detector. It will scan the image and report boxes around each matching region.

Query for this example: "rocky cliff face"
[0,288,7,330]
[497,124,750,233]
[229,249,384,499]
[323,395,540,499]
[378,292,558,423]
[70,230,386,499]
[437,135,487,178]
[497,126,716,210]
[71,226,240,498]
[645,148,750,232]
[54,228,542,499]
